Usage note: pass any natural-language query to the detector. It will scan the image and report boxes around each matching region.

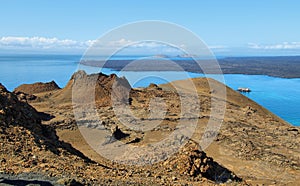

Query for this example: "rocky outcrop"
[0,83,99,184]
[0,83,41,129]
[14,80,60,95]
[52,70,131,106]
[0,83,92,157]
[164,140,241,183]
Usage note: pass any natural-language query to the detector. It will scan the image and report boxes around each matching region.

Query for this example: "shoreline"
[81,62,300,79]
[79,55,300,79]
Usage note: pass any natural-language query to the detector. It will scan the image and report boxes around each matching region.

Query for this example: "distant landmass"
[81,56,300,78]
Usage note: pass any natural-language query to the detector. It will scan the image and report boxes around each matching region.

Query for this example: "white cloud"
[74,38,192,52]
[85,39,96,46]
[0,36,229,55]
[209,45,227,49]
[85,38,133,49]
[0,36,89,49]
[131,41,162,48]
[109,38,132,46]
[248,42,300,50]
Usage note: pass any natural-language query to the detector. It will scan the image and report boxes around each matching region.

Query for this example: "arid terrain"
[1,71,299,185]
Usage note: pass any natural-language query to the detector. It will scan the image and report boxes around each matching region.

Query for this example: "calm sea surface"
[1,54,299,126]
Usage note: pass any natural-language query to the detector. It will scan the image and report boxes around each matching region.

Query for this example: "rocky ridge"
[14,80,60,95]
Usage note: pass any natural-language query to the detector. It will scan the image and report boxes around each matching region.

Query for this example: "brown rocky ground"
[165,78,300,185]
[0,77,243,185]
[1,71,299,185]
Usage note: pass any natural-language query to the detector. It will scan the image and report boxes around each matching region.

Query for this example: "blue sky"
[1,0,300,56]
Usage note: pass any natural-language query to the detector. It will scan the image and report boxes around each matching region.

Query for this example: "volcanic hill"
[1,71,299,185]
[0,76,242,185]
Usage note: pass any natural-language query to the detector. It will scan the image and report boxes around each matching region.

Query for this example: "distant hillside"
[220,56,300,78]
[80,56,300,78]
[14,80,60,95]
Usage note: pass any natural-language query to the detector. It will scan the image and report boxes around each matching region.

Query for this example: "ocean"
[0,54,299,126]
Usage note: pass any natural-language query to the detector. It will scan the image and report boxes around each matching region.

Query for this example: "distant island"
[80,56,300,78]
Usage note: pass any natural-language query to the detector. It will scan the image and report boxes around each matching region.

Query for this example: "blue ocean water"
[0,55,299,126]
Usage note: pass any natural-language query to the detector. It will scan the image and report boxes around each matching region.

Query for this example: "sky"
[0,0,300,56]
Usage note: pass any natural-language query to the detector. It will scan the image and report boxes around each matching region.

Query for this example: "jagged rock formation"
[50,70,131,106]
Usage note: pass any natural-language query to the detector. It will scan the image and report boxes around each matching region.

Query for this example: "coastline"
[79,55,300,78]
[1,54,299,126]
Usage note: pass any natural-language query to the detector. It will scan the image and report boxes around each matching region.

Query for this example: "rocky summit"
[14,80,60,95]
[0,71,299,185]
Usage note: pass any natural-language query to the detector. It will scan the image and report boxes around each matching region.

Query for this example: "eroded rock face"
[14,81,60,95]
